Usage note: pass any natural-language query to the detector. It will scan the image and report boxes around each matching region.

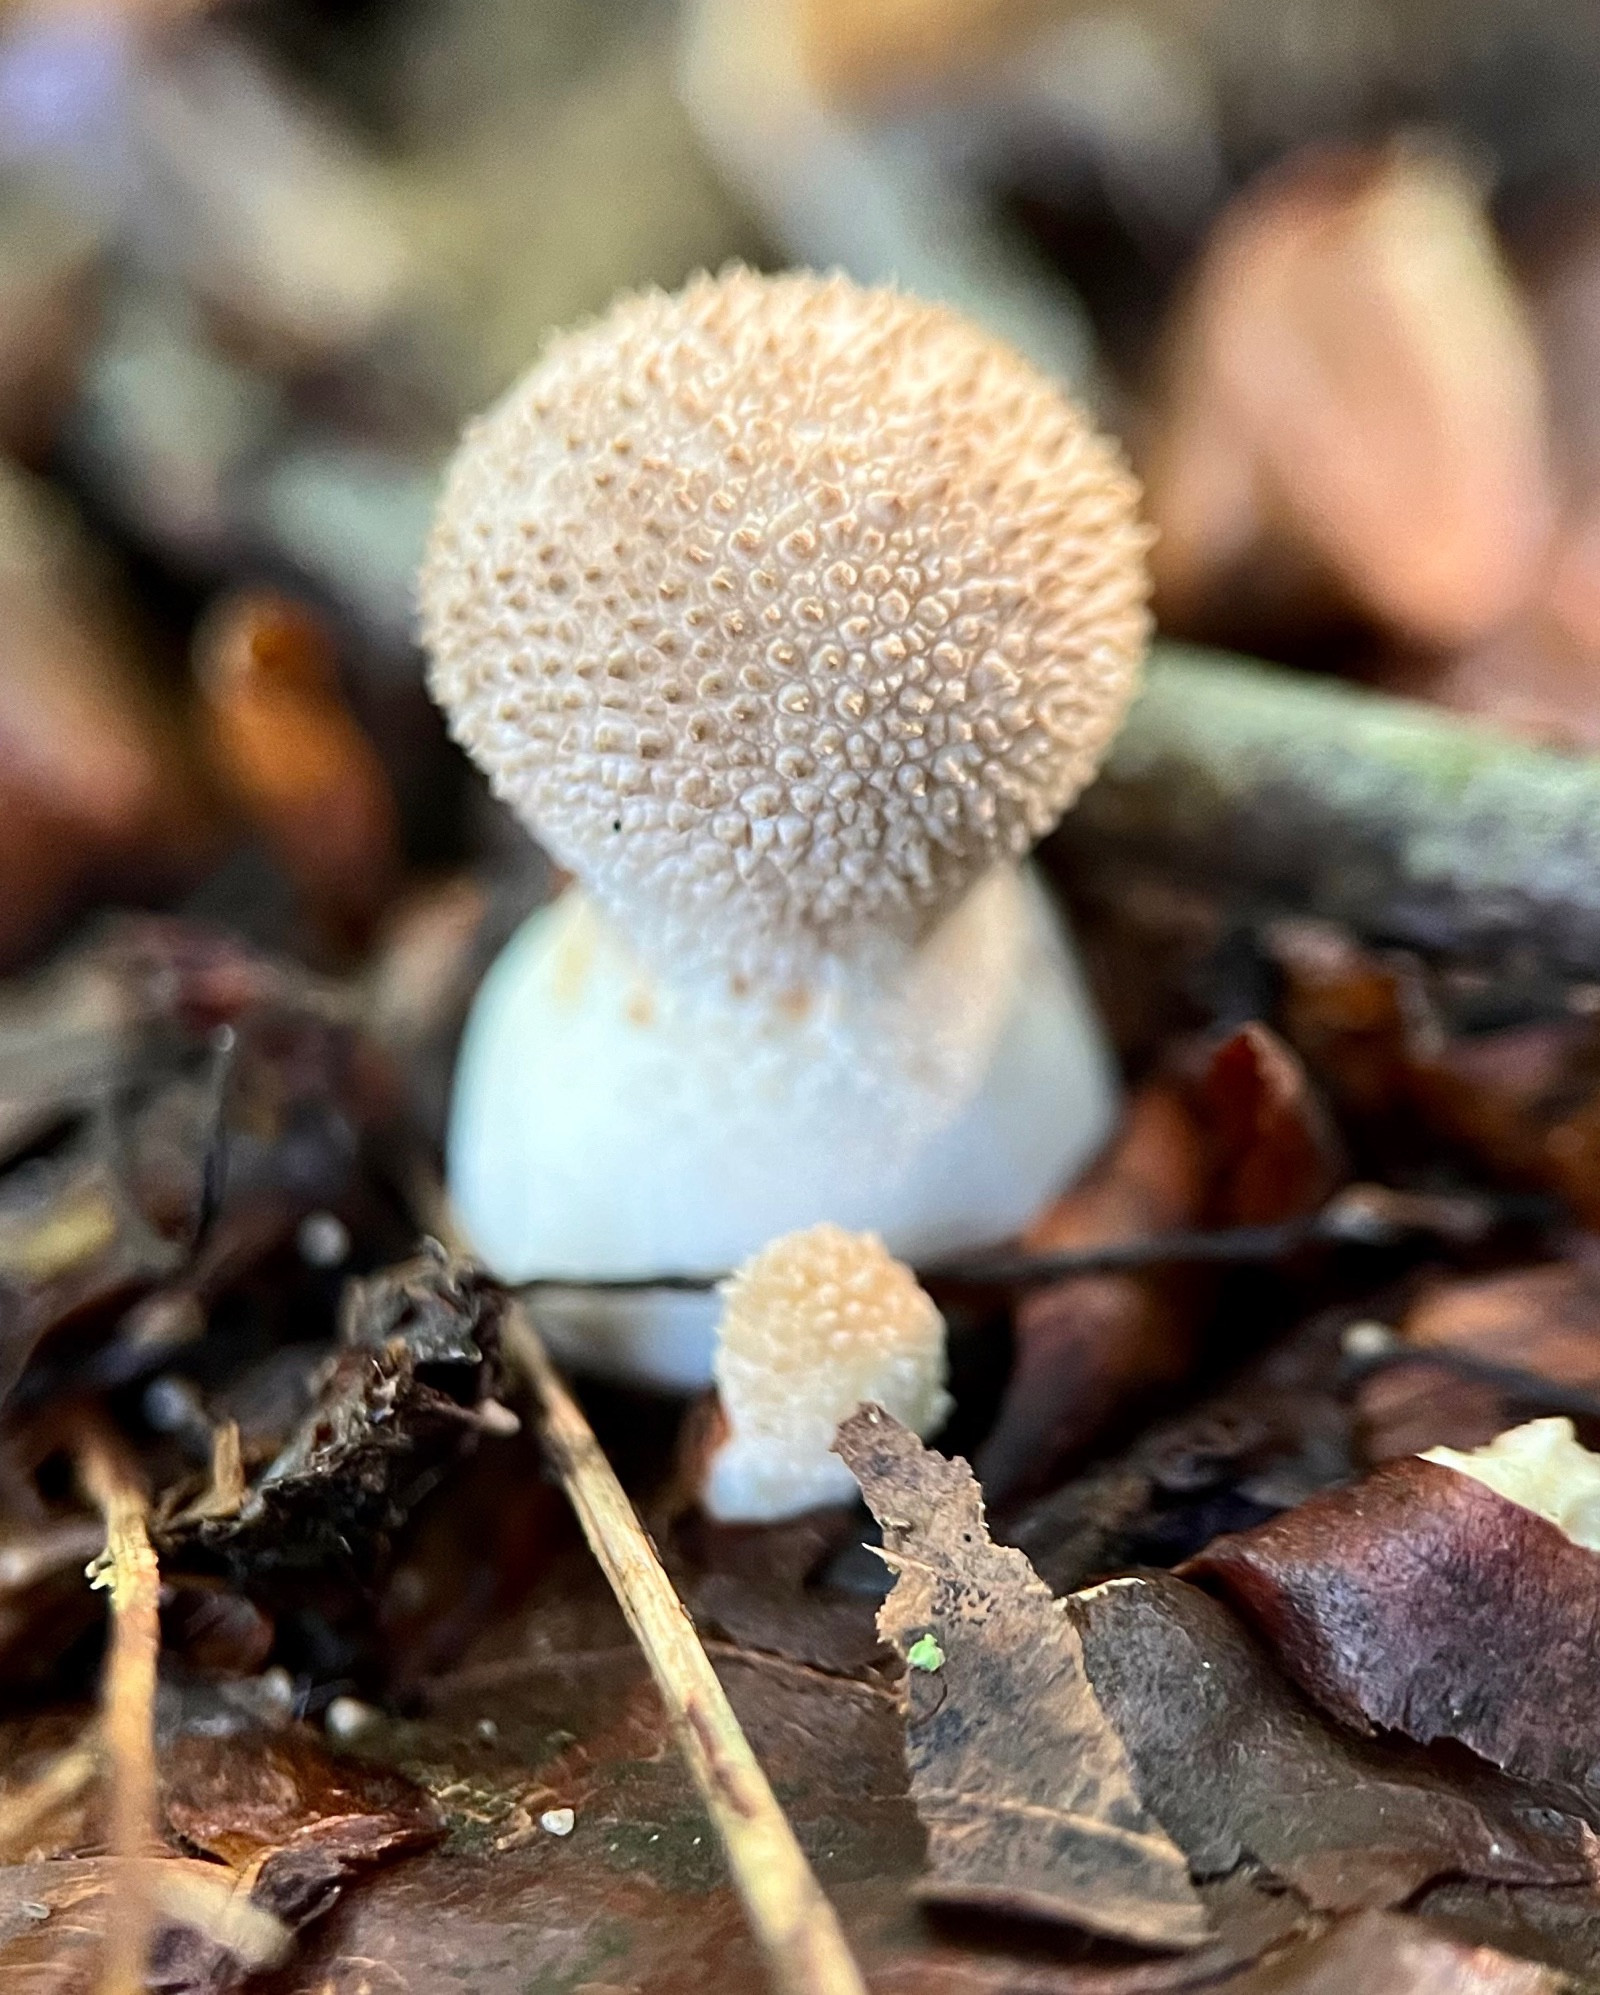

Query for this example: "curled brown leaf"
[836,1406,1211,1951]
[1186,1453,1600,1798]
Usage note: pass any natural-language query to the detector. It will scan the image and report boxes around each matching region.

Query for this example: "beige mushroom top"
[706,1223,950,1519]
[422,267,1149,987]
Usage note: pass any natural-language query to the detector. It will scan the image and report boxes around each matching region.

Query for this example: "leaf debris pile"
[10,6,1600,1984]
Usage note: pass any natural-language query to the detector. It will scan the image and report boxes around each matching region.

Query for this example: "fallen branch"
[77,1420,162,1995]
[419,1186,868,1995]
[1063,644,1600,975]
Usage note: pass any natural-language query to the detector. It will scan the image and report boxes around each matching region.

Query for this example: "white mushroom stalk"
[422,268,1151,1387]
[705,1224,950,1522]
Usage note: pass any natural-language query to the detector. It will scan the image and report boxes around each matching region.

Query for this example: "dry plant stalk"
[504,1302,869,1995]
[77,1420,162,1995]
[423,1183,867,1995]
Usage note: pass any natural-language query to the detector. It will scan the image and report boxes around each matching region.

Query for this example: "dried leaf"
[1196,1023,1344,1229]
[1272,917,1600,1229]
[0,1140,185,1409]
[1001,1304,1361,1594]
[1354,1361,1517,1467]
[976,1081,1210,1503]
[980,1027,1339,1504]
[195,590,403,960]
[679,1506,889,1678]
[274,1572,920,1995]
[0,464,211,967]
[1403,1262,1600,1397]
[1352,1259,1600,1462]
[1146,143,1553,648]
[1187,1455,1600,1795]
[1413,1878,1600,1988]
[1071,1572,1599,1911]
[0,1856,261,1992]
[1215,1909,1560,1994]
[836,1405,1211,1950]
[161,1249,506,1588]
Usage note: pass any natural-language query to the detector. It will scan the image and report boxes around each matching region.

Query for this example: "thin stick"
[416,1181,867,1995]
[501,1302,868,1995]
[78,1422,162,1995]
[511,1184,1539,1297]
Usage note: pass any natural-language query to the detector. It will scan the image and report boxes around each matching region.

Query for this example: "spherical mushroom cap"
[704,1222,950,1520]
[422,267,1150,985]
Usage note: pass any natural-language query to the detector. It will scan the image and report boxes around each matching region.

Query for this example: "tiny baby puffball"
[705,1224,950,1522]
[421,268,1152,1386]
[422,266,1149,985]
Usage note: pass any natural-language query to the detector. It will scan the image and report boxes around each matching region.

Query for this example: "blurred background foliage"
[5,0,1600,974]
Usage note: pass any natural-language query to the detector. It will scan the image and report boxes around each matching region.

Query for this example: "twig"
[1065,643,1600,978]
[77,1420,162,1995]
[505,1306,868,1995]
[1339,1328,1600,1423]
[419,1188,867,1995]
[511,1184,1542,1297]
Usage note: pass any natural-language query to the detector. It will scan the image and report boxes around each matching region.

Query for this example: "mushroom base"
[446,866,1117,1388]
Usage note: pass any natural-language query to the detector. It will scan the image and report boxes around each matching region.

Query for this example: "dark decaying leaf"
[1354,1358,1523,1465]
[1356,1258,1600,1462]
[1001,1301,1359,1595]
[0,1139,187,1409]
[835,1405,1212,1950]
[1187,1456,1600,1795]
[0,915,414,1423]
[1403,1260,1600,1404]
[1214,1909,1560,1994]
[0,1722,440,1995]
[149,1724,443,1992]
[0,1857,242,1993]
[1196,1022,1346,1229]
[0,1517,109,1691]
[1414,1879,1600,1990]
[160,1247,506,1587]
[975,1080,1211,1505]
[262,1572,923,1995]
[1069,1571,1598,1911]
[679,1506,890,1677]
[1272,917,1600,1226]
[978,1024,1341,1506]
[870,1879,1309,1995]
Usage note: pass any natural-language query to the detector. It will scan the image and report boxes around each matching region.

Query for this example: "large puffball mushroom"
[422,267,1150,1387]
[705,1224,950,1522]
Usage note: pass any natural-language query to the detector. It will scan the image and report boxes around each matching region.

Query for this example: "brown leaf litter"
[1188,1452,1600,1796]
[836,1403,1211,1950]
[977,1022,1343,1505]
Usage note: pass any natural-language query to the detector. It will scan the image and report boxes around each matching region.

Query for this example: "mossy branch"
[1066,644,1600,975]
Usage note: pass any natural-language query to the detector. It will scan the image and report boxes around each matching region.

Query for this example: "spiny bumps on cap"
[706,1223,950,1520]
[421,267,1150,985]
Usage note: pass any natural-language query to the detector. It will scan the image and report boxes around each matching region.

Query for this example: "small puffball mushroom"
[1425,1416,1600,1552]
[422,267,1150,1387]
[705,1224,950,1522]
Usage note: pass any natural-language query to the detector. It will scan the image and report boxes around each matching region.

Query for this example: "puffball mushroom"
[421,267,1150,1387]
[705,1223,949,1521]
